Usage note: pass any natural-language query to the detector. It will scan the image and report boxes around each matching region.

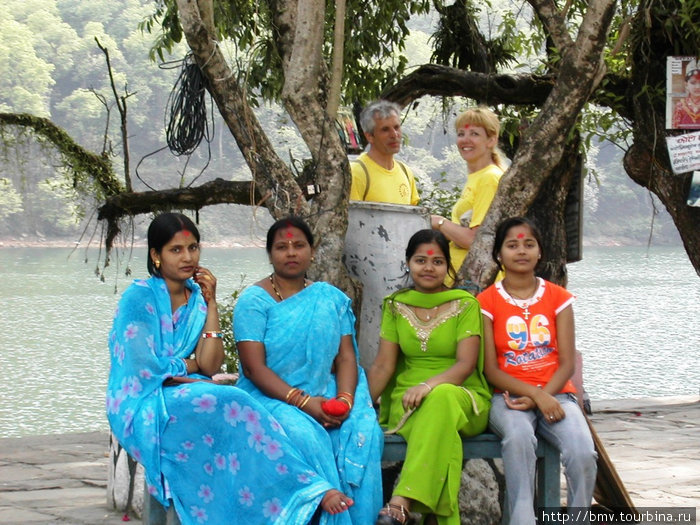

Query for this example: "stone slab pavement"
[587,395,699,521]
[0,395,697,524]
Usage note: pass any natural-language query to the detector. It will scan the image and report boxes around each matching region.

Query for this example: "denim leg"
[489,394,538,525]
[535,394,597,518]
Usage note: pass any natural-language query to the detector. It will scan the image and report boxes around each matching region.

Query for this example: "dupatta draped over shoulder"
[235,282,384,524]
[377,288,492,523]
[107,277,331,525]
[106,277,203,493]
[378,288,492,429]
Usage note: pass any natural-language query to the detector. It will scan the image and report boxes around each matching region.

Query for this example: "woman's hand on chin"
[194,266,217,303]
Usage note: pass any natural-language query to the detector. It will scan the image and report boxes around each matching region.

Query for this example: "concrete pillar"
[343,201,430,368]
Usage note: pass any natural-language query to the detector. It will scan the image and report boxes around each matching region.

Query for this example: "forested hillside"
[0,0,680,246]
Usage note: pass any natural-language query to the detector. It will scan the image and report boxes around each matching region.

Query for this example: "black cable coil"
[165,54,210,156]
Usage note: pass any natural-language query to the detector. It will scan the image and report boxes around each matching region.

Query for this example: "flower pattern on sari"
[107,277,331,525]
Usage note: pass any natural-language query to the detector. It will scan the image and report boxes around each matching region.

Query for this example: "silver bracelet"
[420,382,433,392]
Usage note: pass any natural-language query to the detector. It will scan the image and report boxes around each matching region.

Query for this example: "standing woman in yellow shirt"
[431,107,505,285]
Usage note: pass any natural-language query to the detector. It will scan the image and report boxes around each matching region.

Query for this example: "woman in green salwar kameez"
[368,229,492,525]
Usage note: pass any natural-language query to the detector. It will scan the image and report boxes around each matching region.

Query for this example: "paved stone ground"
[0,432,126,524]
[588,396,700,517]
[0,395,697,524]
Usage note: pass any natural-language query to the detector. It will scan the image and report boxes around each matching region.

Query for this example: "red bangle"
[202,331,223,339]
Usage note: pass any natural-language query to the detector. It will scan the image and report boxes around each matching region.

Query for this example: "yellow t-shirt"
[349,153,419,205]
[448,163,503,283]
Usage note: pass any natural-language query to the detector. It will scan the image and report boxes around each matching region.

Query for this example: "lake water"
[0,245,698,438]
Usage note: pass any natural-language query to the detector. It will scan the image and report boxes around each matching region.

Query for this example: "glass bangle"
[202,331,223,339]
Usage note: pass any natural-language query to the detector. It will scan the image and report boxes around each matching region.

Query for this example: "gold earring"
[155,260,161,269]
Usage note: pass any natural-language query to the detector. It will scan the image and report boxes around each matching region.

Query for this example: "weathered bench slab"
[144,432,561,524]
[384,432,561,511]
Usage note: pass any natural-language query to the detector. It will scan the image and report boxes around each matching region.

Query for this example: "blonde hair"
[455,106,505,169]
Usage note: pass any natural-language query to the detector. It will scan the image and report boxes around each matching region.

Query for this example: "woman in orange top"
[477,217,597,525]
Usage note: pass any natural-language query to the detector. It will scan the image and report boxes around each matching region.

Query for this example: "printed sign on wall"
[666,131,700,174]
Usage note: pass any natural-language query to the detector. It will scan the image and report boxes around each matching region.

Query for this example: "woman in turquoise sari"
[107,213,346,525]
[234,216,384,524]
[368,229,492,525]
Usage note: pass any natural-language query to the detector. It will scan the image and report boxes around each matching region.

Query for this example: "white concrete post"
[343,201,430,368]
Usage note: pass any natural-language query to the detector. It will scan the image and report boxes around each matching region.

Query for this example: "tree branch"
[96,38,135,192]
[0,112,123,197]
[381,64,555,107]
[528,0,574,53]
[175,0,303,218]
[96,178,261,221]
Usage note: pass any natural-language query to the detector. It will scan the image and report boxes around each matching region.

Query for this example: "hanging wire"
[165,53,211,156]
[135,54,215,189]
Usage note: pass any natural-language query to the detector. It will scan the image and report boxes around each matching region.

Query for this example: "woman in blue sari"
[107,213,348,525]
[235,216,384,524]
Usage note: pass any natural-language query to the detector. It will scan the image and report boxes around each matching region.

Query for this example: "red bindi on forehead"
[427,249,434,255]
[462,124,470,129]
[285,229,294,238]
[181,229,191,237]
[517,233,525,239]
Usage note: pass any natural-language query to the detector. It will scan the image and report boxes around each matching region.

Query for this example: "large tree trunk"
[622,0,700,277]
[273,0,358,295]
[176,0,358,295]
[176,0,304,216]
[464,0,617,289]
[624,143,700,275]
[528,136,583,286]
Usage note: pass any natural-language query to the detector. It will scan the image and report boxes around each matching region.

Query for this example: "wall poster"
[666,56,700,130]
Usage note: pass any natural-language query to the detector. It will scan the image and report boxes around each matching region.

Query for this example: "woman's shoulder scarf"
[383,287,478,311]
[106,276,206,499]
[235,281,355,393]
[235,281,382,488]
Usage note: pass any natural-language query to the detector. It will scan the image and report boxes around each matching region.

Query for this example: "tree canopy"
[1,0,698,287]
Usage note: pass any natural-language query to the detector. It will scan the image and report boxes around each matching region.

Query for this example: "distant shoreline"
[0,237,265,249]
[0,236,682,249]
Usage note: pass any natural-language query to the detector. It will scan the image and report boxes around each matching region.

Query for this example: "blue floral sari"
[235,282,384,524]
[107,277,333,525]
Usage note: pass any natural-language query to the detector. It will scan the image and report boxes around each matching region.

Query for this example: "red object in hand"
[321,398,350,416]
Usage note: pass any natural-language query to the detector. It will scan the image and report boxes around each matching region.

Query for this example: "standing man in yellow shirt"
[350,100,420,205]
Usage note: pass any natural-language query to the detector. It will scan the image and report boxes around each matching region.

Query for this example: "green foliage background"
[0,0,685,247]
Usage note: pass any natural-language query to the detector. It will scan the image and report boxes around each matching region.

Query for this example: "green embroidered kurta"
[379,289,492,525]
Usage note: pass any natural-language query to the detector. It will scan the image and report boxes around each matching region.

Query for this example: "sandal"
[375,502,409,525]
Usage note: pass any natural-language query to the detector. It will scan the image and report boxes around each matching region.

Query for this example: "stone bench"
[143,432,561,524]
[384,432,561,521]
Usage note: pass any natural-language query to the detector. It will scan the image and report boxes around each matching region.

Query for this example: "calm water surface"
[0,245,697,438]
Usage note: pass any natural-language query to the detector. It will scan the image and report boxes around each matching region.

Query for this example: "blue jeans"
[489,393,597,525]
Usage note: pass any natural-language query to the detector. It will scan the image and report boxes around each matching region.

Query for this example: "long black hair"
[491,216,543,271]
[147,213,200,276]
[405,229,457,285]
[265,216,314,253]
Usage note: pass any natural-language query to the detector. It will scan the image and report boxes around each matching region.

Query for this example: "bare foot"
[321,489,353,515]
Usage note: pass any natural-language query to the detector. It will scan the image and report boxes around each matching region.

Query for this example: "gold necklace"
[414,305,439,321]
[269,273,307,301]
